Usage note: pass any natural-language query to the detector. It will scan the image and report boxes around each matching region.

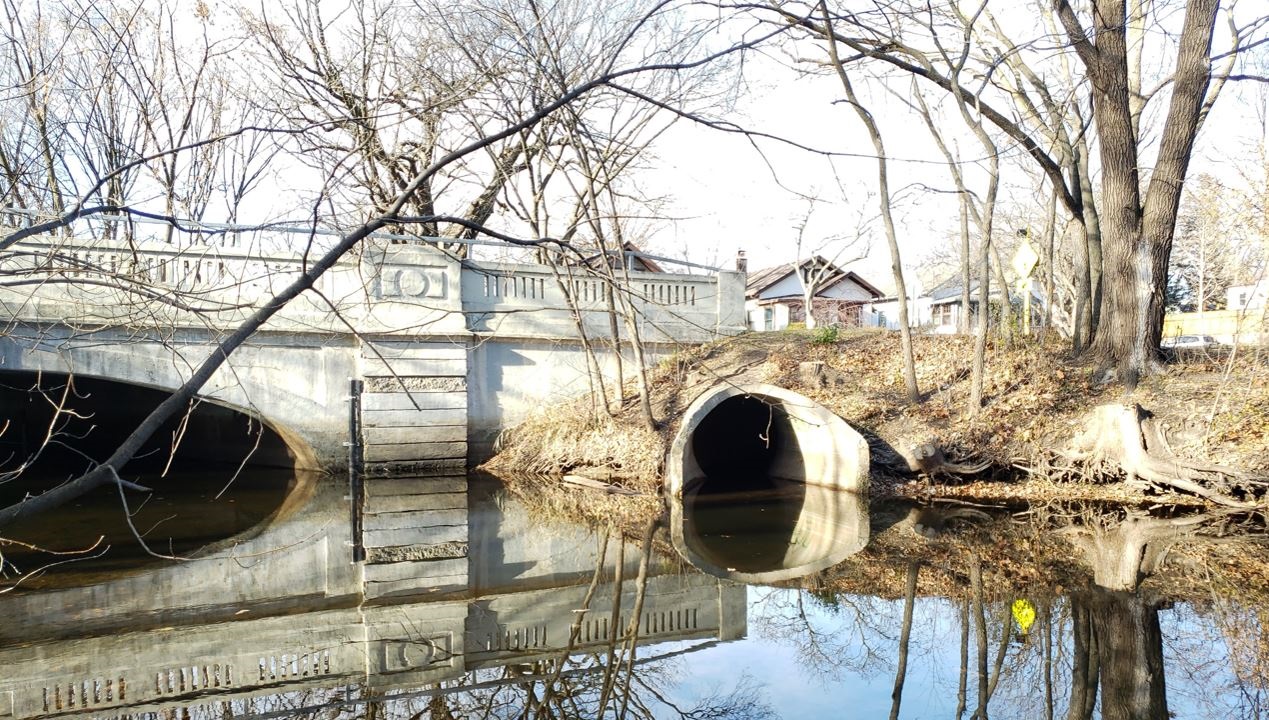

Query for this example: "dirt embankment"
[484,329,1269,502]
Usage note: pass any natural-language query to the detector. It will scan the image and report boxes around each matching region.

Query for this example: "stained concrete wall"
[465,338,681,462]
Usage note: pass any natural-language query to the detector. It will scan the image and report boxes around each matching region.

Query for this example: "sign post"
[1011,233,1039,336]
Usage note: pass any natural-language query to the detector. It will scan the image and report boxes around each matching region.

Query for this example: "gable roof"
[928,273,973,302]
[745,256,884,299]
[928,272,1043,304]
[579,241,665,273]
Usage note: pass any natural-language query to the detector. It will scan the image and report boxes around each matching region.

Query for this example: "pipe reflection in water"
[669,472,868,584]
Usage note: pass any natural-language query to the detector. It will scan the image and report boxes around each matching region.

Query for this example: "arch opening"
[0,370,305,587]
[0,370,297,477]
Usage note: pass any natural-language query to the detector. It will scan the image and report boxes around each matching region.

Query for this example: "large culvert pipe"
[665,384,869,496]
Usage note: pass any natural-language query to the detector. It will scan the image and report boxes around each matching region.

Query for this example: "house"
[922,273,1045,333]
[1227,283,1268,312]
[927,274,973,333]
[744,256,885,331]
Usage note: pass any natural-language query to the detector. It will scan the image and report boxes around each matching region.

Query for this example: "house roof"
[745,256,885,299]
[928,272,1043,304]
[928,273,974,303]
[579,241,665,273]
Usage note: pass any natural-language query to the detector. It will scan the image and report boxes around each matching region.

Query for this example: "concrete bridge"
[0,475,747,719]
[0,221,746,471]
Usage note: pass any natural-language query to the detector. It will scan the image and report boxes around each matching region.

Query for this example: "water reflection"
[0,474,754,720]
[0,466,299,592]
[2,471,1268,718]
[670,474,868,583]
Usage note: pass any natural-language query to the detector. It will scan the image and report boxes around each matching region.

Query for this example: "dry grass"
[483,411,664,488]
[486,470,664,537]
[485,328,1269,499]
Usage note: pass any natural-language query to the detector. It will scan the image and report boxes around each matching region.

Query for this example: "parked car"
[1161,334,1217,349]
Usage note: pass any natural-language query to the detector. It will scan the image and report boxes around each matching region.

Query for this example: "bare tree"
[739,0,1266,385]
[820,2,920,404]
[0,0,760,525]
[786,196,871,331]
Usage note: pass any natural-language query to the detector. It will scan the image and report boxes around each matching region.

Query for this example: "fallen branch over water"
[562,474,645,496]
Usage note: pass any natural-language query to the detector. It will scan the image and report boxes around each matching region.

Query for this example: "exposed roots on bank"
[1047,403,1267,508]
[485,333,1269,509]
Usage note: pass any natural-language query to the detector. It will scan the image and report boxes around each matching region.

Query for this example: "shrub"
[811,325,840,344]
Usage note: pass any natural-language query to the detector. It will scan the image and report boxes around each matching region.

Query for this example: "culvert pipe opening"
[689,395,804,491]
[666,383,870,497]
[665,384,873,583]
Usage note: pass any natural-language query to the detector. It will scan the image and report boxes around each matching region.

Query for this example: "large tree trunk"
[1067,600,1098,720]
[1081,0,1148,381]
[1057,0,1220,382]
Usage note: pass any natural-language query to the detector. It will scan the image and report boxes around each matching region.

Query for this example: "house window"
[1239,292,1248,309]
[933,304,954,326]
[763,307,774,331]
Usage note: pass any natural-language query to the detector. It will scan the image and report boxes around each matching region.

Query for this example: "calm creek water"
[0,470,1265,719]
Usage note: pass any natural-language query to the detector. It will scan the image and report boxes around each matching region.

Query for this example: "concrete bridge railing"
[463,260,745,342]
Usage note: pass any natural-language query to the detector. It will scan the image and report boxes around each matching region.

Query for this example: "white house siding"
[758,273,807,300]
[869,296,934,330]
[757,273,876,302]
[1228,284,1268,312]
[745,300,791,331]
[820,278,877,301]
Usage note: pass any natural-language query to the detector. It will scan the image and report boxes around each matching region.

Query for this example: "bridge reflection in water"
[0,475,747,719]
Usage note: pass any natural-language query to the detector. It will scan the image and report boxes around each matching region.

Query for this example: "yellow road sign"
[1011,240,1039,279]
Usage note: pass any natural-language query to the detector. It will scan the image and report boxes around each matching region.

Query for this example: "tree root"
[1060,511,1219,591]
[1065,404,1262,509]
[908,505,993,539]
[897,442,991,479]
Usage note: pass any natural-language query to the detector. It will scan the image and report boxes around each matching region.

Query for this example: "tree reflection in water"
[735,500,1269,719]
[7,474,1269,718]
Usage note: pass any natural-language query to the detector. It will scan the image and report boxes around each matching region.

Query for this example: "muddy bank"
[484,330,1269,505]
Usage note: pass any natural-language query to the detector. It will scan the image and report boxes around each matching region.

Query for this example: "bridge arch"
[0,336,331,470]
